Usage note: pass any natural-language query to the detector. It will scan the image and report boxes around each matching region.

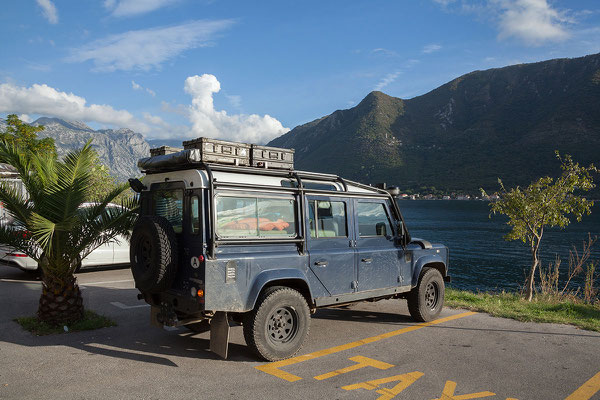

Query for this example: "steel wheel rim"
[138,237,152,271]
[425,281,439,310]
[267,307,298,344]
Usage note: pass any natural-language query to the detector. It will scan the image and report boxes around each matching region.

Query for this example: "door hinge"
[351,280,358,289]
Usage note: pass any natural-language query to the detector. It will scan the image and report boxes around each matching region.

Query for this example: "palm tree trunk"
[37,274,84,325]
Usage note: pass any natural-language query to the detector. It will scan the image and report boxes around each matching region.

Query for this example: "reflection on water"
[399,200,600,292]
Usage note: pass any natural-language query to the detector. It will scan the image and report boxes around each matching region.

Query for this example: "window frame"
[214,192,299,240]
[355,199,395,238]
[150,182,185,235]
[307,198,349,239]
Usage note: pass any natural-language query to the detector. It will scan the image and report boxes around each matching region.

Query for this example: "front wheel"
[407,267,445,322]
[243,287,310,361]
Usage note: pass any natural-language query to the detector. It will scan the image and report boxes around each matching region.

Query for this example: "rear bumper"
[0,259,37,271]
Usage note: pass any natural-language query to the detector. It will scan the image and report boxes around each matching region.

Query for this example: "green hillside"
[269,53,600,194]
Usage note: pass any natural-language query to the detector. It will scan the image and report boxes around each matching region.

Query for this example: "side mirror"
[395,221,405,246]
[376,222,387,236]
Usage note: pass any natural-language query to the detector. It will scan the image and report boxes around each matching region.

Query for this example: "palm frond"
[80,182,131,224]
[71,198,139,259]
[0,225,41,260]
[0,181,32,226]
[0,139,31,181]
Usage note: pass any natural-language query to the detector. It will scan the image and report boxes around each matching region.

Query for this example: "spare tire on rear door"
[130,215,178,292]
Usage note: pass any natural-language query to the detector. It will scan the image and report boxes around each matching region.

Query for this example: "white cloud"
[131,80,156,96]
[374,71,402,91]
[36,0,58,24]
[0,82,152,134]
[18,114,32,123]
[497,0,570,45]
[0,76,289,143]
[184,74,289,144]
[67,19,235,72]
[372,48,399,57]
[106,0,180,17]
[422,44,442,54]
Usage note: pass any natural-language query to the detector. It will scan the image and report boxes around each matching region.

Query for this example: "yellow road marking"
[314,356,394,380]
[433,380,495,400]
[255,311,476,382]
[342,371,424,400]
[565,372,600,400]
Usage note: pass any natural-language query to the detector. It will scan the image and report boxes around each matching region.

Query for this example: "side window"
[308,200,348,238]
[216,195,296,238]
[190,196,200,234]
[153,189,183,233]
[357,201,392,237]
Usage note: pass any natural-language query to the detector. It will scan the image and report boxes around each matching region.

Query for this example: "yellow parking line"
[565,372,600,400]
[256,311,477,382]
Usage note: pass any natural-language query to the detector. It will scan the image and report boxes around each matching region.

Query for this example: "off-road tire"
[407,267,445,322]
[130,215,178,293]
[243,287,310,361]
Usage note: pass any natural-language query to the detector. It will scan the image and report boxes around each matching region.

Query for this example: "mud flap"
[210,312,230,359]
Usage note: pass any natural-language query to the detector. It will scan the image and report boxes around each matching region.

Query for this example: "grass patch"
[15,310,116,336]
[445,288,600,332]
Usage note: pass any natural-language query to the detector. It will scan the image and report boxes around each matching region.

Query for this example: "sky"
[1,0,599,144]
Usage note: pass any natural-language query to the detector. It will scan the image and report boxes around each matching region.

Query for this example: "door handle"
[361,258,372,263]
[314,261,328,267]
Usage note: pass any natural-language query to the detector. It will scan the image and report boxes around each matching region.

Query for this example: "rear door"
[354,199,405,292]
[305,196,356,296]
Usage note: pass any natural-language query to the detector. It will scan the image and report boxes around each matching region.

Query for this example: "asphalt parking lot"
[0,264,599,400]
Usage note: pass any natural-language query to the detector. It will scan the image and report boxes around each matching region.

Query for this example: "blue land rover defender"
[129,138,450,361]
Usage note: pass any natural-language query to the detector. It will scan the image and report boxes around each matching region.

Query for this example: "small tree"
[484,152,597,301]
[1,114,56,157]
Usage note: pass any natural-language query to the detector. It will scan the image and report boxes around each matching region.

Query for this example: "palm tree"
[0,139,137,325]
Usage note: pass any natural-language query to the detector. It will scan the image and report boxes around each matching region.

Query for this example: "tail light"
[7,252,27,257]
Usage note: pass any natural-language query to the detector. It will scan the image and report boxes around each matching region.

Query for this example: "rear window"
[153,189,183,233]
[216,195,296,239]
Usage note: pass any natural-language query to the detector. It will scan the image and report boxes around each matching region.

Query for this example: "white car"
[0,236,129,272]
[0,203,130,272]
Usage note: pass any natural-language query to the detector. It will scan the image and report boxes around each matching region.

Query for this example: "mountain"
[31,117,150,181]
[147,138,184,149]
[269,53,600,194]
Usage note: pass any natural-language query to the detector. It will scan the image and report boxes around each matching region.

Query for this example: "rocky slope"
[32,117,149,181]
[270,53,600,193]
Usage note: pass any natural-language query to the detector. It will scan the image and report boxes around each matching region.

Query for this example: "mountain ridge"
[31,117,149,181]
[269,53,600,193]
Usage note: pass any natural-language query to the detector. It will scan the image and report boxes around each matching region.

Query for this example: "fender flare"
[411,254,447,287]
[246,269,314,310]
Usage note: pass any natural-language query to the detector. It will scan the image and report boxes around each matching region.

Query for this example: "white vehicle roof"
[140,168,376,194]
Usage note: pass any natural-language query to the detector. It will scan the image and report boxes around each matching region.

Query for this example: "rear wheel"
[243,287,310,361]
[407,267,445,322]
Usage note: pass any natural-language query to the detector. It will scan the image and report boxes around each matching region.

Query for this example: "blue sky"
[1,0,599,143]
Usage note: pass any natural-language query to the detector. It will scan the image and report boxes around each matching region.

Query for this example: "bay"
[399,200,600,292]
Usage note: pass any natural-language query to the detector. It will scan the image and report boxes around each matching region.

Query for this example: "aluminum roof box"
[251,144,294,170]
[182,137,250,166]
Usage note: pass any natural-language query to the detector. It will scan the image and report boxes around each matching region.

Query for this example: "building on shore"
[0,163,25,226]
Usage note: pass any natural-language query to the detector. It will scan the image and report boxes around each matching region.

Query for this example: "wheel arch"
[412,255,447,287]
[246,269,314,311]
